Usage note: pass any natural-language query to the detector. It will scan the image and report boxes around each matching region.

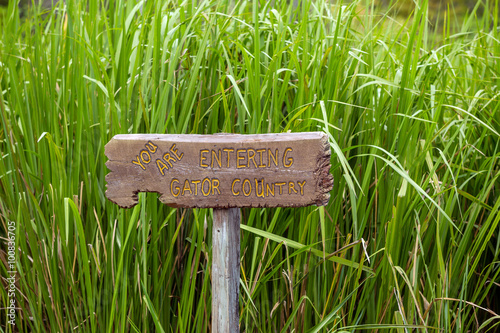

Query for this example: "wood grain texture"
[212,208,240,333]
[105,132,333,208]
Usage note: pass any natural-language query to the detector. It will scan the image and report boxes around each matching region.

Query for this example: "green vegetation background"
[0,0,499,332]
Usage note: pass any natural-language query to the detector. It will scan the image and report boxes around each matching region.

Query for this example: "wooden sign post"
[105,132,333,332]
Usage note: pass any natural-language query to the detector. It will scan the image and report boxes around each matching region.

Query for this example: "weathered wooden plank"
[212,208,240,333]
[105,132,333,208]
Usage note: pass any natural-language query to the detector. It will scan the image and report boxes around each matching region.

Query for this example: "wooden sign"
[105,132,333,208]
[105,132,333,333]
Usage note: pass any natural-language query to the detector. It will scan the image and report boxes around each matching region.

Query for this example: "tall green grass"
[0,0,499,331]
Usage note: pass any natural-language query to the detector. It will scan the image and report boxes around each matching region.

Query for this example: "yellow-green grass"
[0,0,499,332]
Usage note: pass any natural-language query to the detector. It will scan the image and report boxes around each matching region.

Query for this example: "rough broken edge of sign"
[105,132,333,209]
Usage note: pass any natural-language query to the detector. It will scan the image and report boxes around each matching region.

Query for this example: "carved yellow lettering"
[297,181,306,195]
[268,148,278,167]
[266,183,275,197]
[202,178,211,196]
[275,182,286,195]
[191,180,201,195]
[212,178,221,195]
[140,150,151,164]
[182,180,192,196]
[171,179,180,197]
[211,149,222,168]
[200,149,209,168]
[170,143,183,161]
[283,148,293,168]
[223,148,234,167]
[237,149,246,168]
[255,179,264,198]
[132,156,146,170]
[163,153,176,168]
[247,149,257,168]
[242,179,252,197]
[288,181,298,194]
[156,159,168,175]
[232,179,241,196]
[146,141,158,153]
[256,149,266,168]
